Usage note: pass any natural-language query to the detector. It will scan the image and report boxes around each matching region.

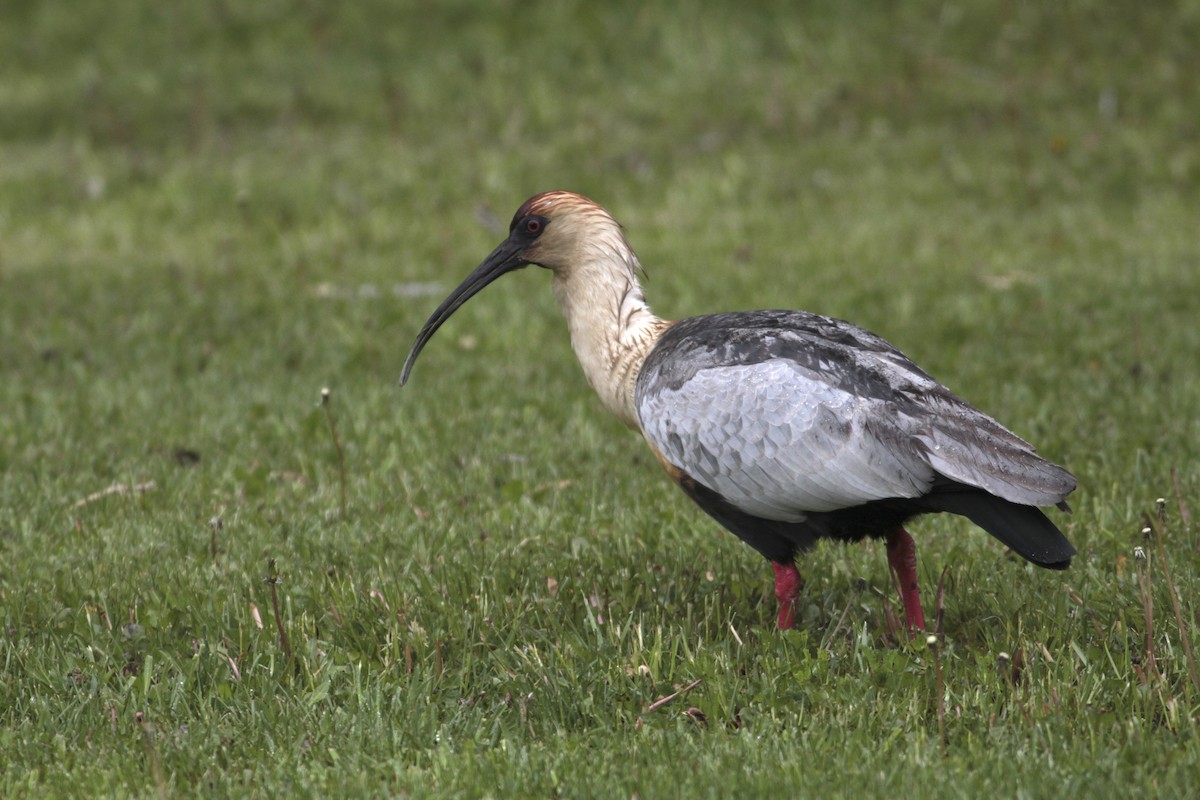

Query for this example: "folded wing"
[636,311,1076,523]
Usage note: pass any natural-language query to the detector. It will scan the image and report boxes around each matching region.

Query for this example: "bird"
[400,190,1077,632]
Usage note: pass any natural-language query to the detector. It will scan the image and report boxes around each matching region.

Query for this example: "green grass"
[3,0,1199,796]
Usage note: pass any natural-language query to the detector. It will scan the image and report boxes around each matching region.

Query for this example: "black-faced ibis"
[401,191,1076,631]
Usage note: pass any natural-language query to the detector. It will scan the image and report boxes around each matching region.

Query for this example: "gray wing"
[636,311,1075,522]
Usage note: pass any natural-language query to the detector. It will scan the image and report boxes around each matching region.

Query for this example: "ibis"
[401,191,1076,631]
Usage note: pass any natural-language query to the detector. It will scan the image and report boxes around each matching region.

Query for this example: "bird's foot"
[886,527,926,633]
[772,562,803,630]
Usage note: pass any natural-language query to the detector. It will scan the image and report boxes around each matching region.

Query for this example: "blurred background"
[3,0,1196,512]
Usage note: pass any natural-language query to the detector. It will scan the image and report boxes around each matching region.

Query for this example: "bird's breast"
[552,270,668,429]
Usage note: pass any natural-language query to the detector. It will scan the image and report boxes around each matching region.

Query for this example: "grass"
[2,0,1199,796]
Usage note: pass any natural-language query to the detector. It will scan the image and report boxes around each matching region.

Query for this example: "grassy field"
[3,1,1199,796]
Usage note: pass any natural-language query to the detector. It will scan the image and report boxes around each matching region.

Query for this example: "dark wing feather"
[918,486,1075,567]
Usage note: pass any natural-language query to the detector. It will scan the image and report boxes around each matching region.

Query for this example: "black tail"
[923,489,1076,569]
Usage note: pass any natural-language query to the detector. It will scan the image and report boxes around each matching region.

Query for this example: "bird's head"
[399,191,627,384]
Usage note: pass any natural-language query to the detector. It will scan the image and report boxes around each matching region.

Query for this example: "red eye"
[524,218,542,235]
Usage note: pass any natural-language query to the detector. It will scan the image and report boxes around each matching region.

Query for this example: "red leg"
[772,562,803,630]
[885,527,926,632]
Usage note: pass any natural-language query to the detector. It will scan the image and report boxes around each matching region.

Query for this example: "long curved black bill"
[399,236,528,385]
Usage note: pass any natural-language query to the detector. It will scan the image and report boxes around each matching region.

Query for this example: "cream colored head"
[508,191,641,282]
[400,191,645,385]
[401,191,666,428]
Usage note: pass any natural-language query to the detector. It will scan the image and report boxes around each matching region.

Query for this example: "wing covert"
[636,311,1074,520]
[639,357,934,521]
